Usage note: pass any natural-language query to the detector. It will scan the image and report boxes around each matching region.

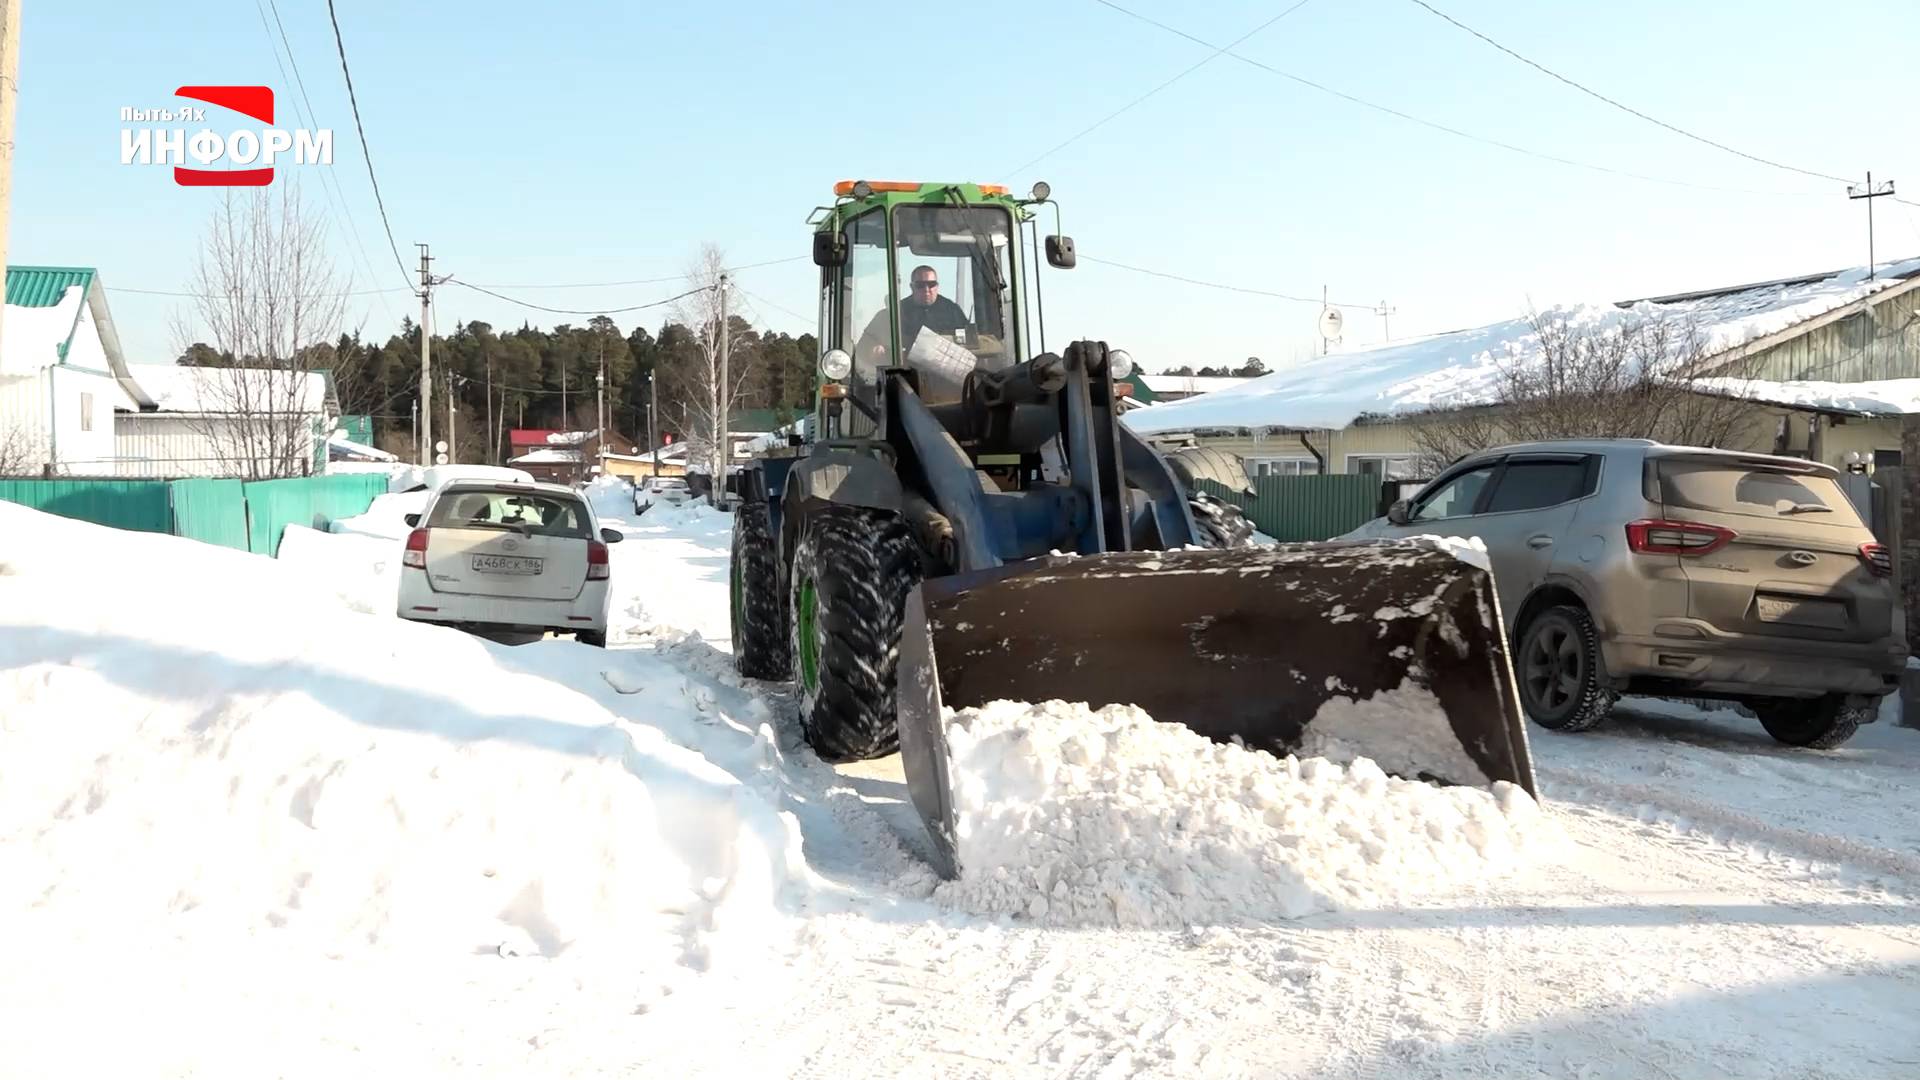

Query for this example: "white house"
[115,364,339,479]
[0,266,156,474]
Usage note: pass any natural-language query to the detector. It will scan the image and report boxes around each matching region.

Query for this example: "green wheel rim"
[797,577,820,692]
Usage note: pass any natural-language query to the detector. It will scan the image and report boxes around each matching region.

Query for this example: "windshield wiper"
[1778,503,1833,515]
[945,188,1006,297]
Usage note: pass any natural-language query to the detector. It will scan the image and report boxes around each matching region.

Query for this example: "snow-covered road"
[2,489,1917,1079]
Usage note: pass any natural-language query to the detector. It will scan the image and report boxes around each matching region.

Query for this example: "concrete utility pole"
[417,243,434,465]
[1376,300,1397,342]
[445,368,456,464]
[1848,172,1897,280]
[717,273,730,497]
[0,0,19,362]
[648,369,659,479]
[595,366,605,478]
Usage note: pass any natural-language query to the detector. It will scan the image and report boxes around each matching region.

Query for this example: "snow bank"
[0,501,806,975]
[390,464,536,493]
[935,700,1543,927]
[277,524,402,615]
[584,474,637,523]
[329,489,429,540]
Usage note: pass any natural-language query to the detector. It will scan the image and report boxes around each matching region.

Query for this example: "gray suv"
[1343,439,1906,748]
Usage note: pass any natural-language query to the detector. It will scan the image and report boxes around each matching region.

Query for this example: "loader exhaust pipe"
[895,539,1536,880]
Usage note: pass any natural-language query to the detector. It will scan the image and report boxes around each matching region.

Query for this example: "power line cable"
[324,0,413,289]
[1403,0,1853,186]
[446,279,710,316]
[460,255,808,291]
[1004,0,1317,180]
[254,0,394,326]
[1089,0,1821,198]
[1081,254,1373,309]
[115,284,410,298]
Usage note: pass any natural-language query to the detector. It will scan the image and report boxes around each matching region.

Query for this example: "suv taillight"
[403,528,429,569]
[587,540,610,580]
[1859,542,1892,577]
[1625,519,1735,556]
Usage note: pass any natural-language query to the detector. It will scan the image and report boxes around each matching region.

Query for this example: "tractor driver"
[857,264,979,364]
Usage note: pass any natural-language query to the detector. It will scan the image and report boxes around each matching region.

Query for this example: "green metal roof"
[6,266,96,308]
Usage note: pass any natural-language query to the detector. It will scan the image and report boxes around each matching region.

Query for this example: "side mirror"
[403,513,421,527]
[1386,499,1411,526]
[813,231,847,268]
[1045,235,1076,269]
[600,527,624,544]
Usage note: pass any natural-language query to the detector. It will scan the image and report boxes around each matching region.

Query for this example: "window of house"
[1347,453,1418,480]
[1244,456,1320,477]
[80,393,94,432]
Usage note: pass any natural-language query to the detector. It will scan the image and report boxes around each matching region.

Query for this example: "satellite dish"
[1317,307,1344,340]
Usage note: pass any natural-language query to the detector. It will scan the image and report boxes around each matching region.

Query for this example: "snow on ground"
[938,700,1544,926]
[5,499,1920,1077]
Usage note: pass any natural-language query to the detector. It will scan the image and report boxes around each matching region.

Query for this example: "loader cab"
[812,181,1064,435]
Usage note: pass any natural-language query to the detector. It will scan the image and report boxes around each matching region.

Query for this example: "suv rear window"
[1656,459,1864,526]
[427,487,591,537]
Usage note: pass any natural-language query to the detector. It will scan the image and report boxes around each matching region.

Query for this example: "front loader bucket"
[895,539,1535,880]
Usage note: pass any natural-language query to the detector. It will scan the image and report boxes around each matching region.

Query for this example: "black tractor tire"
[1189,493,1258,549]
[577,630,608,648]
[1752,695,1870,749]
[788,507,923,763]
[1516,605,1615,732]
[730,499,790,680]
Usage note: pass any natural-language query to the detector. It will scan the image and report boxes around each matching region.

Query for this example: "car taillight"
[1625,519,1735,556]
[403,528,429,569]
[587,540,609,580]
[1859,542,1892,577]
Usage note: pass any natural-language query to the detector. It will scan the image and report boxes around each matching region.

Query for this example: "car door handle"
[1527,535,1554,549]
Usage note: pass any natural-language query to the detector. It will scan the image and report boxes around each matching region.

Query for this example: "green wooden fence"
[0,474,388,557]
[167,479,251,551]
[1197,473,1382,542]
[0,479,173,534]
[243,474,388,556]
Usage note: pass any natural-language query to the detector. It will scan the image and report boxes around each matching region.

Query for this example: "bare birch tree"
[664,244,757,479]
[0,419,43,476]
[1410,311,1756,473]
[171,181,351,479]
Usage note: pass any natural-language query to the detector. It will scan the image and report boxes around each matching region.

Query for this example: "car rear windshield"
[427,487,591,537]
[1656,458,1864,526]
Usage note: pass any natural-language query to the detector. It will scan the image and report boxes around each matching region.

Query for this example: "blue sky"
[13,0,1919,373]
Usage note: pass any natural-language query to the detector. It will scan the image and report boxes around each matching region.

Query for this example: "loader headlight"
[1108,349,1134,380]
[820,348,853,381]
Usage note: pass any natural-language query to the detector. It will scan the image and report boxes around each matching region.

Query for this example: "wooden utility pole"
[417,243,434,465]
[0,0,21,361]
[484,344,493,465]
[445,368,455,463]
[1848,171,1896,280]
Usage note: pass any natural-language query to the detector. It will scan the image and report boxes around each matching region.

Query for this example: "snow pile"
[0,502,806,975]
[584,474,637,523]
[934,700,1543,927]
[1297,682,1490,787]
[277,524,402,615]
[1126,257,1920,434]
[329,489,429,540]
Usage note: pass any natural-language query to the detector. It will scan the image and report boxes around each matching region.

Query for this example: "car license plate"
[472,554,542,576]
[1755,595,1846,629]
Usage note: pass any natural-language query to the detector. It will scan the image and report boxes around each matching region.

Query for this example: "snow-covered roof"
[326,430,396,461]
[0,279,155,408]
[1125,257,1920,434]
[508,446,587,465]
[546,429,597,446]
[1688,377,1920,417]
[1137,375,1250,395]
[127,364,333,416]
